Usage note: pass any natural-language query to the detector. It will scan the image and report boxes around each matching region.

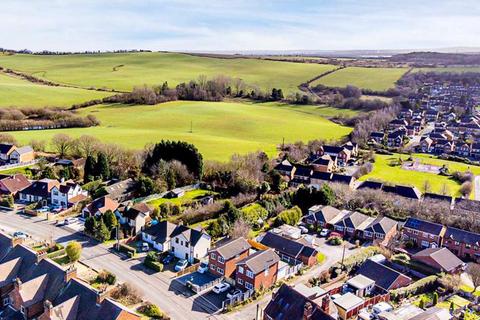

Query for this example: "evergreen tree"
[84,155,96,182]
[103,210,118,230]
[84,216,97,235]
[96,152,110,179]
[95,219,111,241]
[432,292,438,305]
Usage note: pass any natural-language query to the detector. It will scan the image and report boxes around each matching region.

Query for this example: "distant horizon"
[2,0,480,52]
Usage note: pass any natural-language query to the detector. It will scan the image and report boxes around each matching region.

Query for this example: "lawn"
[10,100,353,161]
[359,153,480,197]
[0,52,337,94]
[147,189,215,207]
[310,67,408,91]
[0,73,111,108]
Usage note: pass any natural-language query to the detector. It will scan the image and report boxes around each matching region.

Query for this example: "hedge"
[144,259,164,272]
[118,243,136,257]
[390,275,438,301]
[329,246,382,274]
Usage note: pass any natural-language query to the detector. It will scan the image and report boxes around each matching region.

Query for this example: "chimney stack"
[303,301,313,320]
[321,295,330,314]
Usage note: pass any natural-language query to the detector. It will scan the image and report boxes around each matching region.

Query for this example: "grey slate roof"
[213,237,251,260]
[236,249,279,274]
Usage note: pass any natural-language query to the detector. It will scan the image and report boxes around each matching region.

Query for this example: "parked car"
[226,289,242,299]
[197,262,208,274]
[212,282,231,294]
[175,259,188,271]
[36,206,50,213]
[320,229,330,237]
[13,231,28,239]
[140,242,149,252]
[162,254,174,264]
[64,217,78,225]
[299,226,309,234]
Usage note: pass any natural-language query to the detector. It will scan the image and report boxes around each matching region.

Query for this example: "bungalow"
[401,217,446,249]
[18,179,60,204]
[412,248,464,274]
[357,259,412,291]
[369,132,385,145]
[330,174,356,188]
[356,180,383,191]
[8,146,34,164]
[142,221,211,263]
[82,196,119,218]
[235,249,280,291]
[290,165,312,186]
[259,231,318,267]
[311,155,335,173]
[208,237,251,279]
[443,226,480,263]
[0,174,30,197]
[50,181,88,208]
[309,172,332,189]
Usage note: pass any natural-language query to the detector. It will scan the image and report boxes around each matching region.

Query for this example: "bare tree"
[0,133,17,145]
[467,263,480,292]
[30,139,46,152]
[73,135,100,158]
[229,218,251,239]
[51,134,72,158]
[460,181,473,197]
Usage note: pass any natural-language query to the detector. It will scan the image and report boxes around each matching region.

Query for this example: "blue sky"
[2,0,480,52]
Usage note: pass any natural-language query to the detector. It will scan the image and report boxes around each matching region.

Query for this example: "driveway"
[0,208,227,320]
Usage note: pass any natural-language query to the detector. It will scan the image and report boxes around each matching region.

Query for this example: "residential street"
[0,209,226,320]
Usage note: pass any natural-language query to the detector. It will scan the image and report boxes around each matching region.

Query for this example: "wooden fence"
[175,262,201,278]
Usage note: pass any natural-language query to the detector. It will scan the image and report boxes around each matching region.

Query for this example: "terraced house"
[443,226,480,262]
[401,217,446,249]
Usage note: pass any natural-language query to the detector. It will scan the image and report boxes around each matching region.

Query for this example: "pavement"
[0,208,227,320]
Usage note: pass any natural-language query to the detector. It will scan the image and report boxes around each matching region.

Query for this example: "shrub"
[316,252,326,264]
[65,241,82,263]
[138,302,169,319]
[390,275,438,301]
[110,282,142,305]
[95,270,117,285]
[330,246,382,274]
[328,236,342,246]
[276,206,302,226]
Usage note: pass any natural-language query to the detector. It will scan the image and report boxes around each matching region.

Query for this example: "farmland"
[310,66,407,91]
[0,73,111,108]
[413,67,480,73]
[360,153,480,197]
[0,52,337,94]
[10,100,353,161]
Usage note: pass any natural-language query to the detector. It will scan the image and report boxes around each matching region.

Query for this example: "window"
[218,256,224,263]
[180,241,183,246]
[246,270,254,278]
[211,253,216,260]
[413,230,419,235]
[466,244,471,249]
[20,306,25,314]
[363,231,373,238]
[216,267,224,274]
[175,238,179,244]
[245,282,253,290]
[264,269,269,276]
[210,264,215,270]
[455,241,460,246]
[238,266,244,274]
[3,297,10,306]
[237,278,244,285]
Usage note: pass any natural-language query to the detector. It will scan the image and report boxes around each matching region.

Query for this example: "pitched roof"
[264,284,334,320]
[104,178,137,200]
[85,196,119,215]
[13,146,33,155]
[212,237,251,260]
[364,216,398,235]
[259,232,317,261]
[236,249,279,274]
[19,273,49,307]
[444,226,480,246]
[404,217,444,236]
[20,179,60,198]
[423,193,453,203]
[357,259,412,291]
[341,211,370,229]
[357,180,383,190]
[0,257,22,286]
[412,248,464,273]
[123,203,152,220]
[308,205,341,224]
[330,174,355,185]
[409,307,452,320]
[0,174,31,194]
[171,224,209,247]
[142,220,178,243]
[52,278,101,320]
[0,232,12,261]
[50,295,80,320]
[0,143,15,154]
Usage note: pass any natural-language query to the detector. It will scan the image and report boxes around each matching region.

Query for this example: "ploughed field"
[10,101,353,161]
[0,52,337,94]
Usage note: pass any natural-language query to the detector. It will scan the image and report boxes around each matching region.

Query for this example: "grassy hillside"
[360,153,480,197]
[310,67,407,91]
[413,67,480,73]
[11,101,352,161]
[0,73,111,108]
[0,52,337,94]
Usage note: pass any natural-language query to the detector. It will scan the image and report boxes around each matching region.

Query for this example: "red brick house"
[443,226,480,263]
[412,248,464,274]
[401,217,446,248]
[235,249,279,291]
[208,237,251,279]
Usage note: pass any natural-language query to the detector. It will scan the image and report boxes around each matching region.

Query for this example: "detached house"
[0,174,30,197]
[50,181,88,208]
[402,217,446,249]
[369,132,385,145]
[18,179,60,204]
[274,159,296,180]
[8,146,34,164]
[142,221,211,263]
[120,203,152,236]
[357,259,412,291]
[235,249,280,291]
[208,237,251,279]
[82,196,119,218]
[412,248,464,274]
[0,144,16,163]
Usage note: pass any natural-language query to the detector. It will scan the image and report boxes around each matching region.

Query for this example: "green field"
[147,189,215,207]
[413,67,480,73]
[10,100,352,161]
[360,153,480,197]
[0,73,111,108]
[0,52,337,94]
[310,67,407,91]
